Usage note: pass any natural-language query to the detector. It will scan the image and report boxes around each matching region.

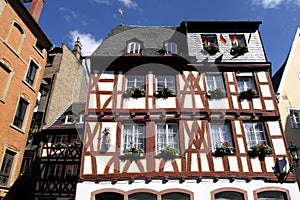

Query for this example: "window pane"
[166,42,177,54]
[127,76,145,89]
[162,193,190,200]
[290,110,300,128]
[96,192,124,200]
[156,76,176,91]
[244,122,267,148]
[258,191,287,200]
[129,193,157,200]
[123,124,145,152]
[215,191,244,200]
[236,73,256,92]
[205,73,224,91]
[210,123,233,150]
[157,123,179,152]
[0,150,15,186]
[26,61,38,86]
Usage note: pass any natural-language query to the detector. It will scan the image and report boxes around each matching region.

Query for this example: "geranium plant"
[154,85,175,98]
[123,87,145,99]
[54,142,67,149]
[156,146,179,160]
[239,88,259,101]
[207,87,226,99]
[121,143,144,160]
[249,142,273,158]
[230,45,248,56]
[204,44,219,55]
[214,142,235,157]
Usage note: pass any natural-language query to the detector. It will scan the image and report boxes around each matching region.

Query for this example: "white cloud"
[117,0,138,9]
[68,30,102,56]
[92,0,113,5]
[59,7,78,21]
[252,0,300,9]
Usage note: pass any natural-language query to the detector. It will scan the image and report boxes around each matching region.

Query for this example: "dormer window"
[165,42,177,55]
[201,35,219,55]
[64,115,74,124]
[230,35,246,47]
[127,42,141,54]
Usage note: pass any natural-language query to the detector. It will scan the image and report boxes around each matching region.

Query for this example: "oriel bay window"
[157,123,179,153]
[243,122,268,148]
[122,124,145,153]
[209,122,233,150]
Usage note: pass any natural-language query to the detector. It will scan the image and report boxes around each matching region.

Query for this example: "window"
[6,21,25,53]
[156,76,176,92]
[165,42,177,54]
[243,122,267,148]
[35,41,44,53]
[122,124,145,152]
[64,115,74,124]
[162,193,190,200]
[236,72,256,92]
[0,150,15,186]
[127,42,141,54]
[215,191,244,200]
[202,35,218,47]
[230,35,246,47]
[96,193,124,200]
[257,191,287,200]
[126,75,145,89]
[54,135,68,144]
[25,61,38,86]
[71,134,80,143]
[157,123,179,153]
[64,164,78,178]
[129,193,157,200]
[47,164,63,178]
[210,123,233,150]
[289,109,300,128]
[205,73,225,91]
[13,98,28,129]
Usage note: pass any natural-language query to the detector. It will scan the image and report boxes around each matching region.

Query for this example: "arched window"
[129,192,157,200]
[165,42,177,54]
[6,21,25,53]
[127,41,141,54]
[257,191,287,200]
[0,58,13,103]
[162,192,190,200]
[214,191,244,200]
[95,192,124,200]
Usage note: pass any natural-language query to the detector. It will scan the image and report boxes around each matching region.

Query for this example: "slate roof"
[92,25,187,57]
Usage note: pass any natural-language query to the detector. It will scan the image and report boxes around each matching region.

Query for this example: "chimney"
[73,37,82,60]
[28,0,44,22]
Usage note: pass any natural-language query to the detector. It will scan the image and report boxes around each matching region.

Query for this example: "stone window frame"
[253,187,290,200]
[211,187,248,200]
[0,58,14,103]
[0,145,20,187]
[288,108,300,129]
[10,93,32,133]
[5,20,26,54]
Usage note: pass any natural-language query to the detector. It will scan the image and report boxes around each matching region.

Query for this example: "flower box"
[120,144,144,160]
[213,142,235,157]
[154,86,175,98]
[123,87,145,99]
[54,143,67,149]
[156,147,179,160]
[207,88,226,99]
[204,45,219,55]
[249,142,272,159]
[230,46,248,56]
[239,88,258,101]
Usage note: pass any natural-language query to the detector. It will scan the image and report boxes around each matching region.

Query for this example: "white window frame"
[289,108,300,128]
[127,42,141,54]
[210,122,233,150]
[156,123,179,153]
[64,115,74,124]
[243,122,267,149]
[156,75,176,92]
[205,72,225,91]
[165,42,177,54]
[236,72,256,92]
[122,123,145,153]
[126,75,145,89]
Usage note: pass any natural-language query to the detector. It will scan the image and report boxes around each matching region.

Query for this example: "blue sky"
[35,0,300,74]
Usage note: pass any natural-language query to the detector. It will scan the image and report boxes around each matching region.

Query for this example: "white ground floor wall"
[76,178,300,200]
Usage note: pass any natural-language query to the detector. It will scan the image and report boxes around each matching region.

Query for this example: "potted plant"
[121,143,144,160]
[249,142,273,159]
[154,86,175,98]
[214,142,235,157]
[70,141,81,147]
[207,87,226,99]
[239,88,259,101]
[123,87,145,99]
[204,44,219,55]
[230,45,248,56]
[54,142,67,149]
[156,146,179,160]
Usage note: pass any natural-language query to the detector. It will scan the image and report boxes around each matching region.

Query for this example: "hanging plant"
[204,45,219,55]
[239,88,259,101]
[154,86,175,98]
[207,87,226,99]
[230,45,248,56]
[123,87,145,99]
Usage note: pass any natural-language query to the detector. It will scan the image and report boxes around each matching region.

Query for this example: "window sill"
[0,97,5,104]
[125,53,141,56]
[10,124,26,134]
[33,45,45,58]
[22,80,36,93]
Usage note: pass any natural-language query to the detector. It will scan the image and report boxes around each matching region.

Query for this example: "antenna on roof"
[118,8,124,25]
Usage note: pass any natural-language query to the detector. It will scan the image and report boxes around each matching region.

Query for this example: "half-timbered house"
[77,21,300,200]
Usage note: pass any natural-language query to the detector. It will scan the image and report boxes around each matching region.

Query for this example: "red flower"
[247,87,252,91]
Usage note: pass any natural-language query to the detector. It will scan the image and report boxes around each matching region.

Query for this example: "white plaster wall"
[76,179,300,200]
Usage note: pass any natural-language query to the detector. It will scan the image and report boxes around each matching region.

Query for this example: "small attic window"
[127,42,141,54]
[64,115,74,124]
[165,42,177,55]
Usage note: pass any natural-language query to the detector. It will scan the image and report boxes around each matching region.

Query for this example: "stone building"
[76,21,300,199]
[272,27,300,186]
[0,0,52,197]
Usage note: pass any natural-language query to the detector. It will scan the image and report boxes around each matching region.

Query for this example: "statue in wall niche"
[100,127,111,152]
